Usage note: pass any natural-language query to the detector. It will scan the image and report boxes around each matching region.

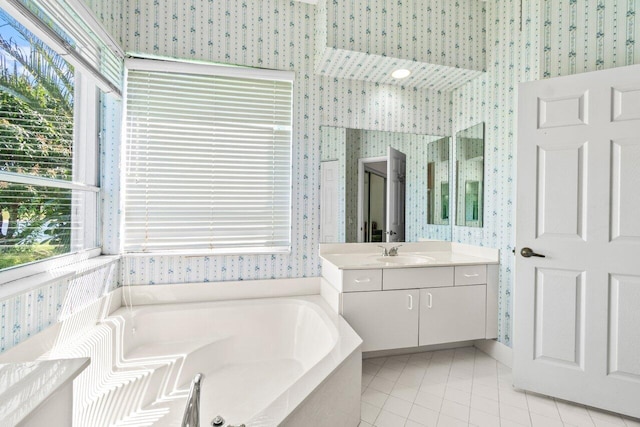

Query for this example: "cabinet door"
[419,285,486,346]
[342,290,419,352]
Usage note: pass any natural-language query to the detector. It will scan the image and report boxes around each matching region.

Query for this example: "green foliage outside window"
[0,12,75,270]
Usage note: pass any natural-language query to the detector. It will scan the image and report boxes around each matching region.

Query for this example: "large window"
[0,0,122,279]
[123,59,293,254]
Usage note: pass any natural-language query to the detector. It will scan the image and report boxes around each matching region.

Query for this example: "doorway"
[363,163,387,242]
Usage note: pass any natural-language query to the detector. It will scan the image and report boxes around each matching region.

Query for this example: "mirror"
[455,123,485,227]
[320,126,451,243]
[427,137,450,226]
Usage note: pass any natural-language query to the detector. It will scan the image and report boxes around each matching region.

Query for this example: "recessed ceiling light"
[391,69,411,79]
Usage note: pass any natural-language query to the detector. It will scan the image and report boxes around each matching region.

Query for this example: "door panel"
[516,64,640,418]
[612,86,640,122]
[537,92,588,129]
[536,141,587,239]
[320,161,339,243]
[386,146,406,242]
[608,274,640,379]
[534,268,585,367]
[341,290,418,352]
[610,139,640,241]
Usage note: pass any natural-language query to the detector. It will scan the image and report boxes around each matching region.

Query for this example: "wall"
[0,259,119,353]
[326,0,486,71]
[0,0,124,354]
[120,0,452,286]
[451,0,640,346]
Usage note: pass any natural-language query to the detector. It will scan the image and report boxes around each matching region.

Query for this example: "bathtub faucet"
[182,373,204,427]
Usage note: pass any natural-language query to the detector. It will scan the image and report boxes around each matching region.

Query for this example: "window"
[123,59,293,254]
[0,0,122,280]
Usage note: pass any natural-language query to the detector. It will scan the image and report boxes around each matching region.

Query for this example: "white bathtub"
[67,295,362,426]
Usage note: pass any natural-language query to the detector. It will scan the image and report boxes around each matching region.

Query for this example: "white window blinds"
[123,59,293,254]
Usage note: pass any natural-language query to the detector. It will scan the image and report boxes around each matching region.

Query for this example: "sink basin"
[374,255,434,265]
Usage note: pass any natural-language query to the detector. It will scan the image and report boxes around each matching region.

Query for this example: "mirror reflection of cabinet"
[455,123,485,227]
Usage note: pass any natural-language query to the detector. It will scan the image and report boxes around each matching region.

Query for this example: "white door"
[387,146,406,242]
[515,64,640,418]
[341,290,418,352]
[320,161,339,243]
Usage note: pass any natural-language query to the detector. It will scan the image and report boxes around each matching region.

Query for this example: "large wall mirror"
[320,127,452,243]
[455,122,485,228]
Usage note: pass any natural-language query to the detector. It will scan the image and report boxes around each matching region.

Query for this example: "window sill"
[124,246,292,257]
[0,253,119,301]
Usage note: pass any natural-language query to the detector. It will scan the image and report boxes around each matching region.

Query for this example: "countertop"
[319,242,499,270]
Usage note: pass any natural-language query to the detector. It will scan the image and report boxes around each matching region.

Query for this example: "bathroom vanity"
[320,241,499,352]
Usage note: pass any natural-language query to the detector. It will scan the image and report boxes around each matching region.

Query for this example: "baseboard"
[474,339,513,368]
[363,341,476,359]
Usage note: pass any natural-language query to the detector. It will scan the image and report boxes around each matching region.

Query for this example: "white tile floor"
[359,347,640,427]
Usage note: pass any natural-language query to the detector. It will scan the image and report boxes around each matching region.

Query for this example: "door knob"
[520,247,546,258]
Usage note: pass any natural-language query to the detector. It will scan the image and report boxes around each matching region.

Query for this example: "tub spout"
[182,373,204,427]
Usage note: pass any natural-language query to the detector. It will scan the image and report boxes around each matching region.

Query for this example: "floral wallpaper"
[451,0,640,346]
[0,261,119,353]
[120,0,452,286]
[315,0,486,90]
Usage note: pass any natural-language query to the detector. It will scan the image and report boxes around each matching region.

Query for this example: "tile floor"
[359,347,640,427]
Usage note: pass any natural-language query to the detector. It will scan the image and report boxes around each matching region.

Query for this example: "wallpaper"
[542,0,639,78]
[83,0,124,46]
[0,260,119,353]
[451,0,640,346]
[315,0,486,90]
[120,0,452,286]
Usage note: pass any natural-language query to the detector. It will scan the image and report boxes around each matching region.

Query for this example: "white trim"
[124,57,295,82]
[0,250,111,295]
[122,277,320,305]
[363,342,476,359]
[0,286,122,362]
[125,246,292,257]
[0,172,100,192]
[63,0,125,58]
[358,156,388,243]
[474,339,513,368]
[0,0,122,96]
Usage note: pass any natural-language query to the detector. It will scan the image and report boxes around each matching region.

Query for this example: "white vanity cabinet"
[419,285,486,346]
[320,242,499,353]
[342,290,419,351]
[339,266,491,352]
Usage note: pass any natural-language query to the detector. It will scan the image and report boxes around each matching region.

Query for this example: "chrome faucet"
[182,373,203,427]
[388,245,402,256]
[378,245,403,257]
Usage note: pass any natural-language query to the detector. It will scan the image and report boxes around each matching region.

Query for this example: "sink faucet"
[388,245,402,256]
[378,245,403,257]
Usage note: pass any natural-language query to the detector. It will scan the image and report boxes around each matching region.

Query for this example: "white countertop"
[319,242,499,270]
[0,358,90,426]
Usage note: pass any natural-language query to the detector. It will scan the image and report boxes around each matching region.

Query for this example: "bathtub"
[66,295,362,426]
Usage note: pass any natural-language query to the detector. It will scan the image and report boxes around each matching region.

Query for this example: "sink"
[374,255,434,265]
